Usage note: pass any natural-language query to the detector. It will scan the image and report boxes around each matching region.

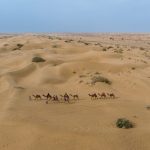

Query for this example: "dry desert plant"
[91,75,112,85]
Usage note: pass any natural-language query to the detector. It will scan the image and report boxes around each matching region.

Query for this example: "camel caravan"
[29,92,117,104]
[29,93,79,104]
[88,92,116,100]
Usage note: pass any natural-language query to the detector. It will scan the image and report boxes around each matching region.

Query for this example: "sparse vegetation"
[116,45,120,49]
[12,43,24,51]
[4,44,9,46]
[102,47,107,51]
[65,39,73,43]
[79,75,87,78]
[84,42,90,46]
[95,72,100,75]
[56,37,62,40]
[110,37,114,40]
[116,118,133,129]
[48,36,53,40]
[146,105,150,110]
[52,45,59,48]
[73,71,76,74]
[32,56,46,63]
[107,46,113,49]
[79,80,83,83]
[95,43,101,46]
[140,47,145,50]
[17,44,24,48]
[114,49,123,53]
[91,75,112,85]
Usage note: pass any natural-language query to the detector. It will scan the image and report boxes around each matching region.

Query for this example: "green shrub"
[32,57,46,63]
[116,118,133,129]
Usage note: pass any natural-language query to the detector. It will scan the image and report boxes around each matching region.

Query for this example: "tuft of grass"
[91,75,112,85]
[32,56,46,63]
[116,118,133,129]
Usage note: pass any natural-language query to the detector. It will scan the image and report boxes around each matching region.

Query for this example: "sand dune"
[0,34,150,150]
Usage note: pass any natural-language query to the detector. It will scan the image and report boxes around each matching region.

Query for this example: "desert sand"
[0,33,150,150]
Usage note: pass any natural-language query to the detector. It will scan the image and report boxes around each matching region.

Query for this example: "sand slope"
[0,33,150,150]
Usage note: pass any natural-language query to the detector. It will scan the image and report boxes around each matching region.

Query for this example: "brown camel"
[43,93,52,100]
[32,94,42,100]
[64,93,70,103]
[109,93,115,99]
[88,93,98,100]
[99,92,107,99]
[60,95,64,100]
[60,93,70,103]
[70,94,79,100]
[52,95,59,102]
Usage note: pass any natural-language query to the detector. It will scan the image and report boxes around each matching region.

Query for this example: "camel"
[70,94,79,100]
[99,92,107,99]
[52,95,59,102]
[32,94,42,100]
[60,93,70,103]
[88,93,98,100]
[60,95,64,100]
[64,93,70,103]
[43,93,52,100]
[109,93,115,99]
